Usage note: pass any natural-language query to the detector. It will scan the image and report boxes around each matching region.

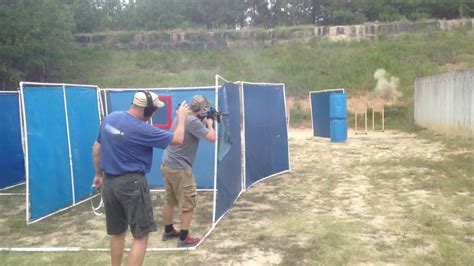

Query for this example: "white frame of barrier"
[0,91,26,193]
[240,80,291,190]
[309,89,345,139]
[2,77,290,252]
[20,82,102,225]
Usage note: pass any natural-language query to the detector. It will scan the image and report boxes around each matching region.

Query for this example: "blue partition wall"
[310,89,345,138]
[66,87,102,202]
[329,93,347,142]
[23,85,100,222]
[106,88,216,188]
[0,92,25,189]
[243,84,290,188]
[215,83,242,221]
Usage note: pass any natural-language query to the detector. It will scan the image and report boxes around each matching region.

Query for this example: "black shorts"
[102,173,156,238]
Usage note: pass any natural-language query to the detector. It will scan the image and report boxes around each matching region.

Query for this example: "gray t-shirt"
[162,115,209,169]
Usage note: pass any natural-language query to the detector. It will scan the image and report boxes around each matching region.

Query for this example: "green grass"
[351,128,474,265]
[367,157,473,195]
[5,28,468,264]
[289,102,312,126]
[1,126,473,264]
[57,29,474,130]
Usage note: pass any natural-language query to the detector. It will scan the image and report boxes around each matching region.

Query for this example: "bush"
[290,102,311,127]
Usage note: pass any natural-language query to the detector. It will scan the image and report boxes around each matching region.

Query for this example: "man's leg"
[162,166,178,233]
[163,202,175,225]
[178,210,200,246]
[178,170,197,243]
[110,231,126,266]
[128,234,149,266]
[180,210,194,230]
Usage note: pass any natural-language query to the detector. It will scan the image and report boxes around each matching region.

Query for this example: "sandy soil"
[1,127,472,265]
[175,127,471,265]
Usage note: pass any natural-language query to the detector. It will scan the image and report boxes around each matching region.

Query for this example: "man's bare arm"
[92,141,103,189]
[171,102,190,145]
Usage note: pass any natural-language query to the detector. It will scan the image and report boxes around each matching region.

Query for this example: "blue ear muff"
[141,91,155,117]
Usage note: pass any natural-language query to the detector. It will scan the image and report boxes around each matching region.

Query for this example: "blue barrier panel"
[330,119,347,142]
[23,86,73,221]
[330,93,347,119]
[329,93,347,142]
[24,85,101,223]
[66,87,101,202]
[0,92,25,189]
[244,84,289,188]
[106,88,215,188]
[310,89,344,138]
[215,83,242,221]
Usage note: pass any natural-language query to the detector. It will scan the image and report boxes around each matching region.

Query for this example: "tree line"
[71,0,474,32]
[1,0,473,89]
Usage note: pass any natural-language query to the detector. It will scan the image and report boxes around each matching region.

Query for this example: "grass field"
[0,27,473,264]
[0,128,472,265]
[57,28,474,130]
[62,29,474,99]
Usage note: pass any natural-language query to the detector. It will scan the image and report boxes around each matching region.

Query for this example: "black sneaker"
[162,228,179,241]
[177,236,200,247]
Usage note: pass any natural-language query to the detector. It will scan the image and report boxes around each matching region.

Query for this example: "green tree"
[123,0,186,30]
[324,0,366,25]
[70,0,104,33]
[196,0,247,29]
[96,0,126,30]
[0,0,74,90]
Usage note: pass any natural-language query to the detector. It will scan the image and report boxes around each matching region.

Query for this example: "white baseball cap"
[133,91,165,108]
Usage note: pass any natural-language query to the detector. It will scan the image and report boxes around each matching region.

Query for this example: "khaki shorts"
[161,165,197,212]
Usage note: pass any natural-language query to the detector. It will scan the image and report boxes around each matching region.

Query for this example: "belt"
[105,172,145,179]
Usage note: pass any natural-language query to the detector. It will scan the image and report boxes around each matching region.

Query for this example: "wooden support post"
[370,101,385,132]
[355,112,358,133]
[372,108,375,131]
[364,110,368,134]
[382,107,385,132]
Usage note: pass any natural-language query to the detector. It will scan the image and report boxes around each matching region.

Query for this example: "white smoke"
[373,68,402,103]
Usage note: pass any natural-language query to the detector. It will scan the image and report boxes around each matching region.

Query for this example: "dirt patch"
[1,127,472,265]
[191,128,471,264]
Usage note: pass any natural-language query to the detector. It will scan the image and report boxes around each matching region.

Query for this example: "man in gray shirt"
[161,95,216,247]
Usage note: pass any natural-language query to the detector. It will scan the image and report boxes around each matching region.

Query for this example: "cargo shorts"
[161,165,197,212]
[102,173,156,238]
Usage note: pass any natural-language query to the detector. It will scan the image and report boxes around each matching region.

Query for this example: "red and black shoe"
[161,228,180,241]
[177,236,200,247]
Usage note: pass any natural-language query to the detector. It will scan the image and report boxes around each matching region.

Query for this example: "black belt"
[105,172,145,179]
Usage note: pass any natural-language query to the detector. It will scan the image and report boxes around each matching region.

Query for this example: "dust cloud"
[373,68,402,104]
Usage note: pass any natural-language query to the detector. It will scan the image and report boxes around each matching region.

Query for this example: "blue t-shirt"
[97,111,174,175]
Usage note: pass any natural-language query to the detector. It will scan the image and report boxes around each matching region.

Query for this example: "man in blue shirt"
[92,91,189,266]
